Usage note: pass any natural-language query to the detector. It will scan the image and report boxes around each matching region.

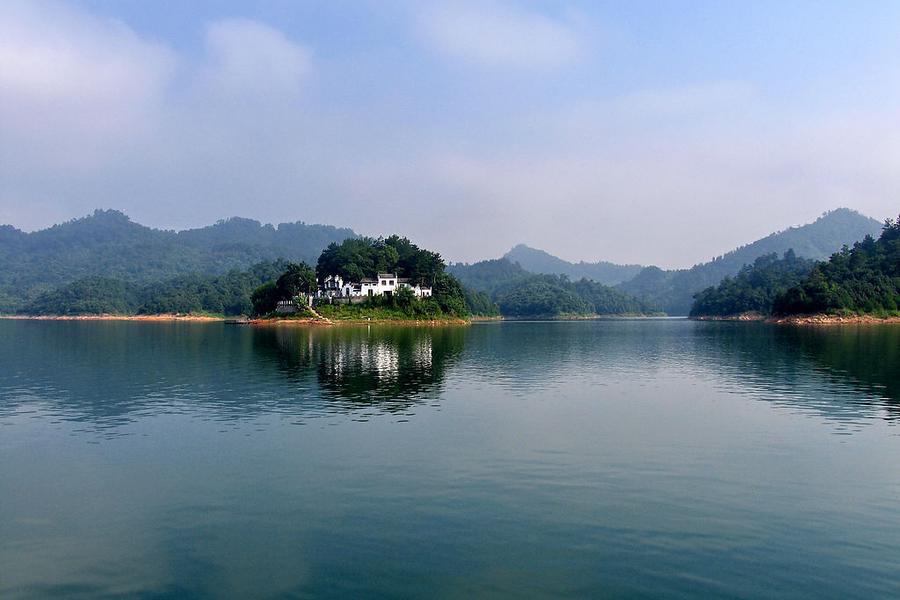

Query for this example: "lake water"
[1,319,899,598]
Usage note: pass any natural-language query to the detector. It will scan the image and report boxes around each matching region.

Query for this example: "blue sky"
[2,1,898,267]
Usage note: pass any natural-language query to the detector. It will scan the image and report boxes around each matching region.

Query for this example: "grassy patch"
[315,299,455,321]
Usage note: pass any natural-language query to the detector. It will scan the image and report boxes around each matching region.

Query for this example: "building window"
[389,280,394,285]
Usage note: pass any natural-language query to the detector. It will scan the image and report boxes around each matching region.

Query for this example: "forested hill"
[447,258,531,296]
[617,208,883,315]
[774,215,900,316]
[690,251,818,317]
[448,258,655,318]
[0,209,357,313]
[696,208,882,273]
[503,244,643,285]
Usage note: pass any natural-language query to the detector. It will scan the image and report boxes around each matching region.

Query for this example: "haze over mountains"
[0,207,885,316]
[0,210,355,312]
[503,245,643,286]
[451,208,883,315]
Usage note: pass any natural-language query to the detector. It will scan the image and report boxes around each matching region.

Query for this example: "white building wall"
[319,272,432,299]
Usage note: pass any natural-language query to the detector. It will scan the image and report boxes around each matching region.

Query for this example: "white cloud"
[0,0,175,170]
[0,1,897,268]
[417,2,584,69]
[202,19,312,101]
[0,2,317,227]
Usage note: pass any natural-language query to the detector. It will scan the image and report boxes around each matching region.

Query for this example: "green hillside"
[617,208,882,315]
[0,210,356,312]
[503,244,643,285]
[447,258,531,296]
[774,216,900,316]
[20,261,290,317]
[690,251,818,317]
[493,274,652,318]
[448,259,653,318]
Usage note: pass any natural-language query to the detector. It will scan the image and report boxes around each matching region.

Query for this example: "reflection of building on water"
[250,325,464,406]
[323,338,431,383]
[361,343,400,379]
[316,331,447,404]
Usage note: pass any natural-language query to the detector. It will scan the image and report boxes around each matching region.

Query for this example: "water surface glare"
[1,319,899,598]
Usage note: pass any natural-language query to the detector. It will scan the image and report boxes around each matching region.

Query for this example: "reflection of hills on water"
[689,322,900,422]
[252,325,466,407]
[1,320,897,430]
[453,321,679,392]
[457,321,900,424]
[0,322,465,427]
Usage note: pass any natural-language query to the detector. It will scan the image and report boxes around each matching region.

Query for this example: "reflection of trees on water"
[690,322,900,422]
[454,321,678,393]
[0,322,467,427]
[1,320,897,430]
[457,321,900,424]
[252,325,466,408]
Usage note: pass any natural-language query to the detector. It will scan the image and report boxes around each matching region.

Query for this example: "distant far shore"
[0,313,471,326]
[252,317,469,326]
[693,312,900,324]
[12,312,896,325]
[0,314,222,322]
[1,313,681,323]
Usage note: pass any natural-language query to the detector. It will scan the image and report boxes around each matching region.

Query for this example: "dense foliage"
[315,294,448,321]
[690,251,817,317]
[21,277,140,316]
[572,278,657,314]
[316,235,443,286]
[0,209,355,312]
[21,261,289,316]
[447,258,531,296]
[495,275,589,317]
[249,262,317,316]
[493,274,651,318]
[461,286,500,317]
[450,259,651,317]
[617,209,882,315]
[247,239,486,319]
[773,216,900,316]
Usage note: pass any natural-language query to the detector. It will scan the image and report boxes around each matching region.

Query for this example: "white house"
[398,277,432,298]
[320,274,344,297]
[318,272,432,299]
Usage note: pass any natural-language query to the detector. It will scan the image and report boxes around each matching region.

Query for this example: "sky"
[1,0,899,268]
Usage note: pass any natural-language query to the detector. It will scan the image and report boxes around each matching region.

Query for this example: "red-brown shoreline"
[693,312,900,325]
[0,314,470,326]
[250,317,469,326]
[0,314,222,322]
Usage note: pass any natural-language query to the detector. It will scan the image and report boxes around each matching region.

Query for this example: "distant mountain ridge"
[0,207,885,316]
[503,244,643,285]
[450,208,883,316]
[0,209,357,312]
[617,208,884,315]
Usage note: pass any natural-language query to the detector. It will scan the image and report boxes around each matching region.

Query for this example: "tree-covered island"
[690,215,900,321]
[249,236,492,322]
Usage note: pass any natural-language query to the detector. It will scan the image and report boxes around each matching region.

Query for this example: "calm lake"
[1,319,899,598]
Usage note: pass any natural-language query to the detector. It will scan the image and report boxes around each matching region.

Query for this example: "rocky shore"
[693,312,900,324]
